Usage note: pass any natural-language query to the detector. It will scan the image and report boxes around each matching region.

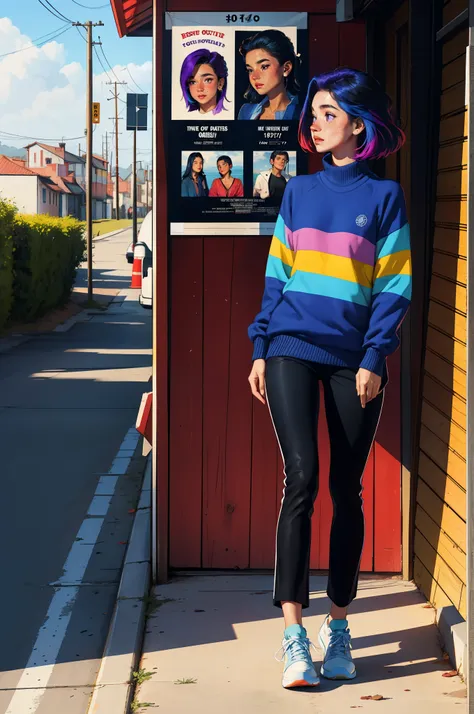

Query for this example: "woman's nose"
[251,71,260,81]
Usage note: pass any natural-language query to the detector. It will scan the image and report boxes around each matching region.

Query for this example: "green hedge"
[0,201,16,329]
[11,214,86,322]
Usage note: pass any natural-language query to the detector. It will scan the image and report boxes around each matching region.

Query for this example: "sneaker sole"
[320,669,356,680]
[283,679,320,689]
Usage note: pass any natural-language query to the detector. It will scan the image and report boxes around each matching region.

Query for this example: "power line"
[36,0,72,23]
[98,39,122,83]
[0,129,88,141]
[123,66,146,94]
[70,0,109,7]
[74,25,87,42]
[42,0,74,23]
[93,44,112,81]
[0,24,71,59]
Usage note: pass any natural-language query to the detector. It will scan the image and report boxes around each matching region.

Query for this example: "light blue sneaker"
[275,624,320,689]
[318,616,356,680]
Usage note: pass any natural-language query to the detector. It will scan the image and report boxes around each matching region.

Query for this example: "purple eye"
[326,113,335,122]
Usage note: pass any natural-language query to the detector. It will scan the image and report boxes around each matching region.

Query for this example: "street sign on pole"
[126,93,148,131]
[92,102,101,124]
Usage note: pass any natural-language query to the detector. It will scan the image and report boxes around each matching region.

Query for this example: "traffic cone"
[131,253,142,289]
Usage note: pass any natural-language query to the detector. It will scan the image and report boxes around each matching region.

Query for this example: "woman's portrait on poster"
[238,29,301,120]
[181,152,209,197]
[180,48,230,116]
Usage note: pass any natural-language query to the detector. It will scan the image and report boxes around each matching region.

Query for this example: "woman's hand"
[356,368,381,408]
[248,359,266,404]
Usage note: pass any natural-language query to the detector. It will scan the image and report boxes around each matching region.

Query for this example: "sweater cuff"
[252,336,268,361]
[360,347,385,377]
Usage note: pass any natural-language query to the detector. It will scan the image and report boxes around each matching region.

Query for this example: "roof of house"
[0,156,65,194]
[24,142,84,165]
[110,0,152,38]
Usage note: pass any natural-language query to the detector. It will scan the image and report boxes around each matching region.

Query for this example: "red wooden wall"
[168,13,402,573]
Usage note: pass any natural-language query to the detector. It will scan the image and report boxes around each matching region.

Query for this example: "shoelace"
[326,628,352,660]
[274,636,318,664]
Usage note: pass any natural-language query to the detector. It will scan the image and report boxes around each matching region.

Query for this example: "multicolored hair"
[298,68,405,161]
[180,49,229,115]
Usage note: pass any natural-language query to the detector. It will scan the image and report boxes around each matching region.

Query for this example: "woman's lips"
[197,94,207,99]
[255,83,264,89]
[313,137,324,143]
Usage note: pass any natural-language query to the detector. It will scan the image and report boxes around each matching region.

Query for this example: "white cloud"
[0,18,152,164]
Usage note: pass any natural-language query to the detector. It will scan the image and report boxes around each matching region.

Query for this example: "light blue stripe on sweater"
[273,214,291,249]
[376,223,410,259]
[373,273,412,299]
[266,254,292,281]
[283,271,372,307]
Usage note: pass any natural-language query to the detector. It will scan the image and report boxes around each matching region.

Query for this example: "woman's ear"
[283,61,293,78]
[353,117,365,136]
[217,78,225,91]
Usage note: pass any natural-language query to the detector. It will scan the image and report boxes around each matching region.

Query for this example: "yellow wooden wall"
[413,0,467,618]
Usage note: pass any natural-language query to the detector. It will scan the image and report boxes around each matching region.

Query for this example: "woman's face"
[245,49,291,97]
[188,63,224,110]
[217,160,231,176]
[310,90,363,155]
[192,156,203,173]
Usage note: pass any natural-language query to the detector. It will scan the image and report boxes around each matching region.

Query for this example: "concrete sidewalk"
[136,575,466,713]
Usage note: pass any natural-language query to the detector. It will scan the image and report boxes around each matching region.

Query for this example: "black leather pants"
[265,356,384,609]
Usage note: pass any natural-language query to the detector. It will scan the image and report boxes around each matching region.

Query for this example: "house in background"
[108,176,132,218]
[0,155,63,216]
[25,142,109,220]
[33,168,85,219]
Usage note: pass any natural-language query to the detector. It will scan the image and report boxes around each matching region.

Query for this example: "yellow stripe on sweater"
[292,250,373,287]
[269,235,295,268]
[374,250,412,280]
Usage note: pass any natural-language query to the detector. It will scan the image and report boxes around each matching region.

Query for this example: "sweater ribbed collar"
[320,153,370,190]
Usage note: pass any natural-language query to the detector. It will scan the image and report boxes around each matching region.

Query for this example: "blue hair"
[298,68,405,160]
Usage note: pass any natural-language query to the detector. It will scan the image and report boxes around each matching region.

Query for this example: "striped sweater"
[248,155,411,377]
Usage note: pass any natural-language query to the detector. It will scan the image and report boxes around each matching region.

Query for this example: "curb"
[436,605,468,680]
[87,455,152,714]
[94,227,131,242]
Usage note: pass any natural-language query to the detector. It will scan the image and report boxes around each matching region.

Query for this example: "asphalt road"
[0,228,152,714]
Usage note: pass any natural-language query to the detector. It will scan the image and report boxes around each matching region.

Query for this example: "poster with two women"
[165,12,308,235]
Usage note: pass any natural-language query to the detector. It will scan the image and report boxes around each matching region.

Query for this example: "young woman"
[209,155,244,198]
[180,49,229,116]
[253,150,292,200]
[238,29,301,120]
[248,68,411,690]
[181,152,208,197]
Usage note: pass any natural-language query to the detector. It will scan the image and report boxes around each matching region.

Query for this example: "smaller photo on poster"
[253,149,296,200]
[235,28,301,121]
[181,150,244,198]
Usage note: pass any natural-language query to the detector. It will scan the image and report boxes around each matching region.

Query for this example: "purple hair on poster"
[180,48,229,114]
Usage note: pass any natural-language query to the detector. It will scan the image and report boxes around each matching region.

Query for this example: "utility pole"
[107,81,126,219]
[132,128,138,245]
[74,19,103,304]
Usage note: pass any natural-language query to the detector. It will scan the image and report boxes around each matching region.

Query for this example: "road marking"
[6,426,138,713]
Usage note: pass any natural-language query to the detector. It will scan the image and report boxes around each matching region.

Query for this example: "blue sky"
[0,2,152,167]
[6,1,152,70]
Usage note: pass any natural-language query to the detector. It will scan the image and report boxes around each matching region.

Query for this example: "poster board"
[165,12,308,235]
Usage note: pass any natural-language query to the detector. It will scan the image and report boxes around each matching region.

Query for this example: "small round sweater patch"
[356,214,368,227]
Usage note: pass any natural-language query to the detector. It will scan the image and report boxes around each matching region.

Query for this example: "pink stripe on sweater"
[289,227,375,265]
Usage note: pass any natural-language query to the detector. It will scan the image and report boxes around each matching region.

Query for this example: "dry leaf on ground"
[361,695,385,701]
[442,671,458,678]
